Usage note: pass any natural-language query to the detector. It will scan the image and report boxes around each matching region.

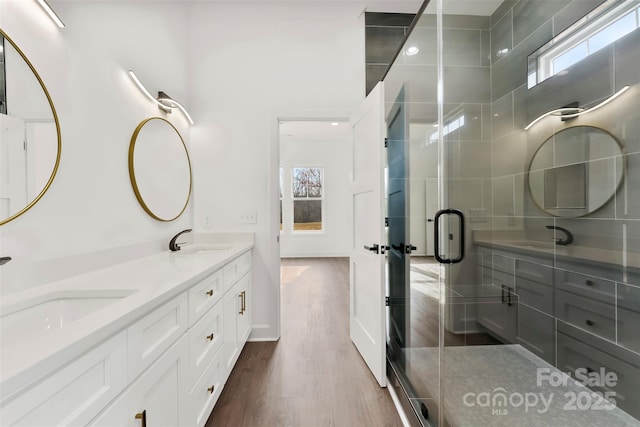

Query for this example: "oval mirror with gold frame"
[0,29,62,226]
[128,117,192,221]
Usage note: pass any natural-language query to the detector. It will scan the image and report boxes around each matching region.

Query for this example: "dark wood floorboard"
[205,257,403,427]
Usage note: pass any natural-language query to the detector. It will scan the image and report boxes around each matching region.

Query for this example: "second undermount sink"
[174,245,231,255]
[502,240,554,250]
[0,289,137,344]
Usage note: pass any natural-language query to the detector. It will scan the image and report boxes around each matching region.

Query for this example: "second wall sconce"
[128,70,194,125]
[35,0,65,28]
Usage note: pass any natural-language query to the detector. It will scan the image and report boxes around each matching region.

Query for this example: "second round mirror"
[129,117,192,221]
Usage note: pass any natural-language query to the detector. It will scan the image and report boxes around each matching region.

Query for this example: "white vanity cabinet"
[89,335,189,427]
[0,332,128,427]
[1,246,253,427]
[223,268,252,381]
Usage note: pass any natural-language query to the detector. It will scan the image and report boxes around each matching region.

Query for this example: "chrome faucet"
[546,225,573,246]
[169,229,192,251]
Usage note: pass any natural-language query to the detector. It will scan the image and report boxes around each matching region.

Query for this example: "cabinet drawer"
[1,332,127,427]
[482,267,514,288]
[128,293,188,379]
[515,277,553,315]
[554,269,615,305]
[555,290,615,342]
[223,251,251,292]
[188,300,223,387]
[557,329,640,419]
[492,253,514,274]
[187,348,223,427]
[515,260,553,285]
[188,269,223,326]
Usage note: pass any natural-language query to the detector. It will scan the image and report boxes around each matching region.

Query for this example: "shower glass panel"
[384,0,640,426]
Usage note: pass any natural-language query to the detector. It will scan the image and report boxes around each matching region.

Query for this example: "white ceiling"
[279,120,351,142]
[53,0,503,16]
[424,0,503,16]
[54,0,424,14]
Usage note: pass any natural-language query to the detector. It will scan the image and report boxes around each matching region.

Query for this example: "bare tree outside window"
[292,167,323,231]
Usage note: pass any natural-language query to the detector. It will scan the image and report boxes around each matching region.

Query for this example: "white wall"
[0,1,192,293]
[0,1,366,340]
[188,2,365,340]
[280,137,352,257]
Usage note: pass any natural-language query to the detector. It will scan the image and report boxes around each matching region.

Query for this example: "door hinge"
[23,140,27,151]
[385,296,389,306]
[385,217,389,227]
[384,137,388,148]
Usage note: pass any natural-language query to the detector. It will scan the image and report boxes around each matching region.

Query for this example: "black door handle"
[427,219,434,222]
[391,243,404,251]
[364,244,379,254]
[433,209,465,264]
[405,244,417,254]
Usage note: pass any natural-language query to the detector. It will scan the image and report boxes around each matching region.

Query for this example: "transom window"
[529,0,640,88]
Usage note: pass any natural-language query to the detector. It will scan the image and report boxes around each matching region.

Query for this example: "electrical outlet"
[239,210,257,224]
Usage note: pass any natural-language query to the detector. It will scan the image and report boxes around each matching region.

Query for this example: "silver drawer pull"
[585,319,595,326]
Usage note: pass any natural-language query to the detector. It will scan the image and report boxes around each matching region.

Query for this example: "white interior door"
[349,82,386,387]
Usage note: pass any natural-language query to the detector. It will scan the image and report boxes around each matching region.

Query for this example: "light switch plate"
[239,210,257,224]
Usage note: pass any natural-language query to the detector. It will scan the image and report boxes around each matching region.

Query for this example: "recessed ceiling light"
[331,122,339,126]
[405,46,419,56]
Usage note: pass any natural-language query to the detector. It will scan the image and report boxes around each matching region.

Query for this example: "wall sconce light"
[35,0,65,28]
[525,86,630,130]
[128,70,194,125]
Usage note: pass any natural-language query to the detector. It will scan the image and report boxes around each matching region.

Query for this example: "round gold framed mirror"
[128,117,192,221]
[0,29,62,226]
[528,125,624,217]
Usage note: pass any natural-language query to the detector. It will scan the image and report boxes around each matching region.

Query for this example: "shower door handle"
[433,208,465,264]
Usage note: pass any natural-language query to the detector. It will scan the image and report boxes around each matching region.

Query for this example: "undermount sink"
[502,240,554,250]
[0,289,136,344]
[174,245,231,255]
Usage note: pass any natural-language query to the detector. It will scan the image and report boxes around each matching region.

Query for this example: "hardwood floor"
[205,257,403,427]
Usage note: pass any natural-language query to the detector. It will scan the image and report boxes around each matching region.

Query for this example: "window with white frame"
[291,167,323,231]
[530,0,640,88]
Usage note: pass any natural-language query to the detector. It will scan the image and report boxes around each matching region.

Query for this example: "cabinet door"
[222,283,240,380]
[236,273,252,344]
[1,332,127,427]
[89,335,188,427]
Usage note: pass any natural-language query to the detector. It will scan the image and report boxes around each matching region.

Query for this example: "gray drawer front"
[557,330,640,419]
[515,259,553,285]
[515,277,553,315]
[555,290,616,342]
[492,253,514,274]
[554,269,615,305]
[617,283,640,312]
[517,305,555,364]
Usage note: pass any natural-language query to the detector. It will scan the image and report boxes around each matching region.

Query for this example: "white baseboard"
[248,324,280,342]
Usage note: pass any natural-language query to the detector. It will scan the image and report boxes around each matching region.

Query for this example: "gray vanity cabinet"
[475,241,640,419]
[476,251,517,343]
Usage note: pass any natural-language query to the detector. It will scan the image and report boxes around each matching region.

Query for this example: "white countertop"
[0,236,253,400]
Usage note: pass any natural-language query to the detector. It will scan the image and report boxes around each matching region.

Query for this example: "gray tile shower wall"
[482,0,640,419]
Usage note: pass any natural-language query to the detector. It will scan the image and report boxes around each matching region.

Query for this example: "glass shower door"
[384,0,640,426]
